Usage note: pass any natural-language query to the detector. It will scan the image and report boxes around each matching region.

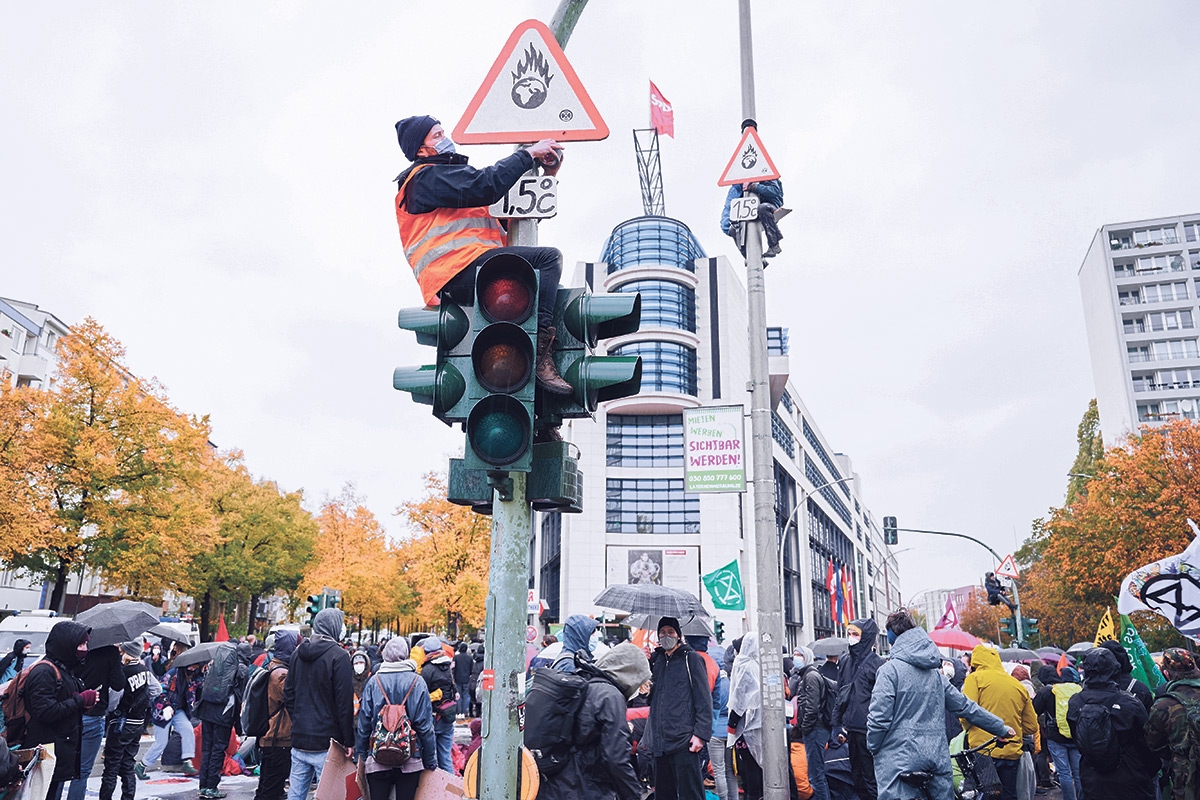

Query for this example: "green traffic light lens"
[472,324,533,393]
[467,395,531,466]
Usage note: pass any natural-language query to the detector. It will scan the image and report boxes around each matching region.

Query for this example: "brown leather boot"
[536,327,572,395]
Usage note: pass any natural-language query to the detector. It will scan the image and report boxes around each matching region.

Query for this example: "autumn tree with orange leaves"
[1016,408,1199,650]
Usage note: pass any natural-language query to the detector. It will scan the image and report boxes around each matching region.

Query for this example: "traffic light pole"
[738,3,788,799]
[893,526,1025,644]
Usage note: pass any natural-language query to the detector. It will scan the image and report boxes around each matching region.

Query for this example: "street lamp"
[778,475,855,644]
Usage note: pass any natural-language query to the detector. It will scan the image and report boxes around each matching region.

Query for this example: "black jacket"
[453,651,473,684]
[284,635,355,750]
[647,644,712,756]
[539,673,641,800]
[116,661,153,723]
[396,150,536,215]
[24,621,88,782]
[194,663,248,730]
[833,618,884,734]
[75,644,125,718]
[422,655,456,721]
[794,664,828,737]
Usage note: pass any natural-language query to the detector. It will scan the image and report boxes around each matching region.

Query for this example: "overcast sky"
[4,2,1199,602]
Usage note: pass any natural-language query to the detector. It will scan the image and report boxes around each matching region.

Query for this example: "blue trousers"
[434,717,455,774]
[67,714,106,800]
[1046,740,1082,800]
[804,730,831,800]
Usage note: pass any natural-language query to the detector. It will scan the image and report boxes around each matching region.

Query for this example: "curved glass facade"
[614,279,696,332]
[601,216,706,274]
[611,341,698,396]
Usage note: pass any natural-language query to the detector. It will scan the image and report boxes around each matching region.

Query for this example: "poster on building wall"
[607,546,701,595]
[683,405,747,493]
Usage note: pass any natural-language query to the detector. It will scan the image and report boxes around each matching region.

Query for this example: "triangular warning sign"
[995,554,1020,579]
[453,20,608,145]
[718,126,781,186]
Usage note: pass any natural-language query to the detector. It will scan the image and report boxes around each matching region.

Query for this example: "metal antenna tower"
[632,128,665,216]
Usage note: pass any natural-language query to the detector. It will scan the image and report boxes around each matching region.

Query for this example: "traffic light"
[1023,616,1039,637]
[883,516,898,545]
[539,287,642,427]
[714,619,725,644]
[325,589,341,609]
[305,594,322,625]
[463,254,540,472]
[999,614,1016,638]
[393,297,471,424]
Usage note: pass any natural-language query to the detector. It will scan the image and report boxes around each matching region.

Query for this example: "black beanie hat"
[657,616,682,637]
[396,115,439,161]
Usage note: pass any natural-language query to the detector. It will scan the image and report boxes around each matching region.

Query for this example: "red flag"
[1057,653,1070,675]
[214,613,229,642]
[934,595,960,630]
[650,81,674,138]
[843,567,855,620]
[826,560,837,625]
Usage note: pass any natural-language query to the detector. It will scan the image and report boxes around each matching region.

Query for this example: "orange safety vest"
[395,164,506,306]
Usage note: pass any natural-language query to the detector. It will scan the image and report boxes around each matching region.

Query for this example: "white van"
[0,610,63,660]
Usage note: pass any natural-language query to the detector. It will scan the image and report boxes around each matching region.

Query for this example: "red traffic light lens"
[476,256,537,324]
[473,324,533,393]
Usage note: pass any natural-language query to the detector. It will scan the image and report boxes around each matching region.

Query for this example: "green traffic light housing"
[562,292,642,347]
[394,301,472,424]
[883,516,898,545]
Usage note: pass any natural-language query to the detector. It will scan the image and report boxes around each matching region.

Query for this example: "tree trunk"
[200,591,213,642]
[48,561,70,614]
[247,592,261,637]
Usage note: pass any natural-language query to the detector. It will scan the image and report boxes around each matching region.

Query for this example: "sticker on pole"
[481,669,495,691]
[717,126,781,186]
[453,19,609,144]
[995,554,1020,579]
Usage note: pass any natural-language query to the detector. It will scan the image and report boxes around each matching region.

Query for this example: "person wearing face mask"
[393,115,574,408]
[22,621,97,800]
[831,618,884,800]
[867,611,1010,800]
[351,649,371,702]
[790,645,832,800]
[0,638,30,683]
[647,617,712,800]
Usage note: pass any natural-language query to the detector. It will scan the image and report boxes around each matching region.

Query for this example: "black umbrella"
[148,622,193,645]
[593,584,708,620]
[811,637,849,658]
[74,600,161,648]
[172,641,234,669]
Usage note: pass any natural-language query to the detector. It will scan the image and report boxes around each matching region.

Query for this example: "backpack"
[523,666,590,776]
[202,644,239,702]
[1072,692,1127,773]
[241,664,281,738]
[369,676,419,767]
[1049,683,1082,739]
[818,674,837,729]
[1161,689,1200,773]
[1,661,62,746]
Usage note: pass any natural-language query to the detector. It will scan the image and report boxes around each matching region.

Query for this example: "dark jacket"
[542,674,641,800]
[1145,676,1200,800]
[1033,665,1081,746]
[1099,640,1155,711]
[1066,648,1158,800]
[833,618,884,734]
[793,664,829,737]
[75,644,125,718]
[452,651,473,684]
[0,639,30,679]
[818,658,840,683]
[469,648,485,702]
[647,643,712,756]
[23,621,88,782]
[193,660,248,730]
[285,635,355,750]
[421,652,456,722]
[396,150,535,215]
[115,660,153,724]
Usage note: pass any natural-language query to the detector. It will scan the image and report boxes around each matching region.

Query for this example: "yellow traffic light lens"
[472,324,533,393]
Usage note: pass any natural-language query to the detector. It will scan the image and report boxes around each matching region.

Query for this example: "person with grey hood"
[417,636,457,773]
[540,642,651,800]
[284,609,355,800]
[355,638,437,800]
[866,611,1011,800]
[791,645,831,800]
[553,614,600,673]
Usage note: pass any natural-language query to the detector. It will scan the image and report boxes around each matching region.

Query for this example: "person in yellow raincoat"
[962,645,1038,800]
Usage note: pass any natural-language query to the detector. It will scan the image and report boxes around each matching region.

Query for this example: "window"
[1148,310,1194,332]
[539,514,562,623]
[802,418,850,497]
[1143,282,1188,303]
[1119,290,1143,306]
[601,216,706,274]
[1124,317,1146,334]
[614,280,696,332]
[780,391,794,413]
[607,414,683,467]
[1186,222,1200,243]
[772,412,794,459]
[611,341,698,396]
[767,327,790,356]
[805,454,852,526]
[1129,254,1184,274]
[1129,345,1150,363]
[1147,339,1200,361]
[605,478,699,533]
[1114,262,1136,278]
[1134,226,1179,246]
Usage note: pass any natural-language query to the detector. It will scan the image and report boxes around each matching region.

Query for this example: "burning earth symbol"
[511,43,554,110]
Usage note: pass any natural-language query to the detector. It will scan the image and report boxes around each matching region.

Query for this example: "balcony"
[1133,380,1200,393]
[17,353,48,384]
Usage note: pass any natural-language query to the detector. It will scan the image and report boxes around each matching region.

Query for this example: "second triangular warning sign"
[718,126,781,186]
[995,554,1020,579]
[453,20,608,145]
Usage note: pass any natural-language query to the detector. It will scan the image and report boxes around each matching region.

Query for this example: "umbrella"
[811,637,849,658]
[1067,641,1095,654]
[1000,648,1041,663]
[74,600,161,648]
[593,585,708,620]
[148,622,192,645]
[1036,646,1064,656]
[172,641,234,669]
[928,629,983,650]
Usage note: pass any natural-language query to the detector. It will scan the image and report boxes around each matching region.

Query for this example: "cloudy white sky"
[4,2,1198,601]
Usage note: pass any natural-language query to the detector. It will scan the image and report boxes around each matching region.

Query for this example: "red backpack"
[1,661,63,746]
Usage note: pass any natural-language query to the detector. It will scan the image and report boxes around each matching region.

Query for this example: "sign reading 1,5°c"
[490,175,557,219]
[683,405,747,493]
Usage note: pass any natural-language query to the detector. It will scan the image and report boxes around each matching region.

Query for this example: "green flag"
[702,560,746,611]
[1119,612,1165,689]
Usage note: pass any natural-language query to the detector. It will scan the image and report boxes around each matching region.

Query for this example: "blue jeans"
[804,730,831,800]
[434,717,455,774]
[1046,740,1082,800]
[456,683,471,716]
[67,714,106,800]
[992,757,1019,800]
[288,748,327,800]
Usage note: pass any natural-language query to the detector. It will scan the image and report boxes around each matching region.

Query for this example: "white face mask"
[942,663,956,679]
[847,633,861,646]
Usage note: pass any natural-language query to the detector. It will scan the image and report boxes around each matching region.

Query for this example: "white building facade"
[531,216,900,650]
[1079,214,1200,442]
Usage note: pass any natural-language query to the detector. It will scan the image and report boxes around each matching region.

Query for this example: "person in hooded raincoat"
[1097,639,1154,711]
[255,630,299,800]
[554,615,600,673]
[866,611,1010,800]
[539,642,651,800]
[832,618,884,800]
[23,621,97,800]
[961,645,1038,800]
[0,638,30,683]
[728,633,766,800]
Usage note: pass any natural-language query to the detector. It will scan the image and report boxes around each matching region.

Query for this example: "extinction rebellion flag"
[702,560,745,611]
